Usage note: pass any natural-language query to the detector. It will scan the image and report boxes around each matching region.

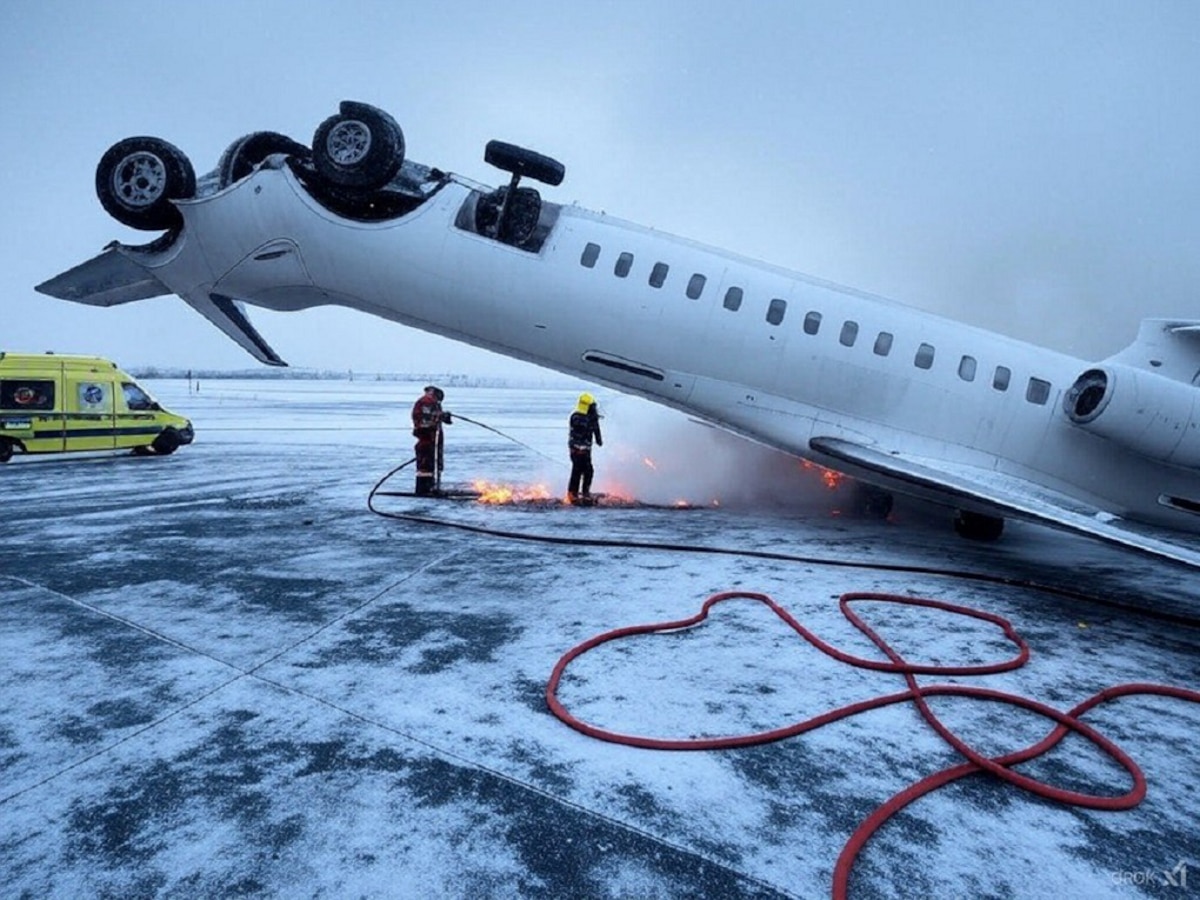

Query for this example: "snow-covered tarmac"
[2,380,1197,898]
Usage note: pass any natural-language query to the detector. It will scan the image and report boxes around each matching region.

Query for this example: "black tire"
[484,140,565,186]
[95,136,196,230]
[131,445,154,456]
[218,131,311,188]
[953,509,1005,541]
[152,429,180,456]
[312,101,404,190]
[0,439,13,463]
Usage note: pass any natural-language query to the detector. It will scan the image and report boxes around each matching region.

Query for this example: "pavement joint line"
[1,573,797,897]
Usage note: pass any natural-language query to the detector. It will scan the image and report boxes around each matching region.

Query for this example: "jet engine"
[1063,365,1200,468]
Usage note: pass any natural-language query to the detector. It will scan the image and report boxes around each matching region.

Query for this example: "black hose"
[366,476,1200,628]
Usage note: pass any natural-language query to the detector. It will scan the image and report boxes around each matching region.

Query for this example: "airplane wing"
[37,249,287,367]
[35,245,171,306]
[810,436,1200,568]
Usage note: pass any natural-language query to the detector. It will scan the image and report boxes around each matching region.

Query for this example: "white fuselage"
[141,165,1200,533]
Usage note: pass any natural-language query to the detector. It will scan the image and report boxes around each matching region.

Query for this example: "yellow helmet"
[576,392,595,414]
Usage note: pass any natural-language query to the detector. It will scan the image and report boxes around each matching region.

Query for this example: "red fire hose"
[545,591,1200,899]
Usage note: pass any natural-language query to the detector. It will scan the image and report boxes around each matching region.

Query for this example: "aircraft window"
[581,243,600,268]
[687,273,706,299]
[804,311,821,335]
[873,332,893,356]
[915,343,935,370]
[1026,377,1051,405]
[650,262,669,288]
[724,286,743,311]
[767,298,788,325]
[0,379,55,410]
[615,252,633,278]
[993,366,1011,391]
[839,321,859,347]
[958,355,977,382]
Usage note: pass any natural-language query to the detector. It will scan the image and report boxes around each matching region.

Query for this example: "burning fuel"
[472,480,555,504]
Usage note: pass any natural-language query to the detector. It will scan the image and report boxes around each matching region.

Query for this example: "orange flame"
[800,459,846,490]
[472,480,555,504]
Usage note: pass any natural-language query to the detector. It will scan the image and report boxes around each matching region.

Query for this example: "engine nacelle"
[1063,365,1200,468]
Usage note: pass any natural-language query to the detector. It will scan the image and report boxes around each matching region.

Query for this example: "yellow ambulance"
[0,352,193,462]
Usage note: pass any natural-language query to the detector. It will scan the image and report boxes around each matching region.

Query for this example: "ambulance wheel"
[96,136,196,231]
[0,439,13,463]
[312,101,404,190]
[152,430,180,455]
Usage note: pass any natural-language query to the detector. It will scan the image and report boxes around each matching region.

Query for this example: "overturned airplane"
[37,101,1200,567]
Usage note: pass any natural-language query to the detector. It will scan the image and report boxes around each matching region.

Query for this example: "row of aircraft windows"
[580,242,1053,406]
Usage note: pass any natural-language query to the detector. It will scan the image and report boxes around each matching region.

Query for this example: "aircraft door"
[67,379,116,451]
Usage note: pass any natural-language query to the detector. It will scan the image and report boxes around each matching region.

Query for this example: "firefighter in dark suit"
[567,392,603,505]
[412,385,452,495]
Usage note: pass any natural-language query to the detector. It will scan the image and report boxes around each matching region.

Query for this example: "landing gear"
[312,101,404,190]
[474,185,543,246]
[477,139,565,248]
[218,131,311,188]
[953,509,1005,541]
[95,136,196,230]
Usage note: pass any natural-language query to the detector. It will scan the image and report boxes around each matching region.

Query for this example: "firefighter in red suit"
[412,385,452,495]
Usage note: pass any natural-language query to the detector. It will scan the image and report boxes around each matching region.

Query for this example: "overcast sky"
[3,1,1198,376]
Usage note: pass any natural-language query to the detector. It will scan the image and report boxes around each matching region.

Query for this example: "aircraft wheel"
[218,131,311,188]
[0,439,13,463]
[953,509,1005,541]
[312,101,404,190]
[95,136,196,231]
[152,429,180,455]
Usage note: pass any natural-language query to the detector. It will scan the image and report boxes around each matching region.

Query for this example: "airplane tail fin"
[37,247,287,367]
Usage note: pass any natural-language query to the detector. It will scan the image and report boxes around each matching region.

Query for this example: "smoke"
[590,395,852,511]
